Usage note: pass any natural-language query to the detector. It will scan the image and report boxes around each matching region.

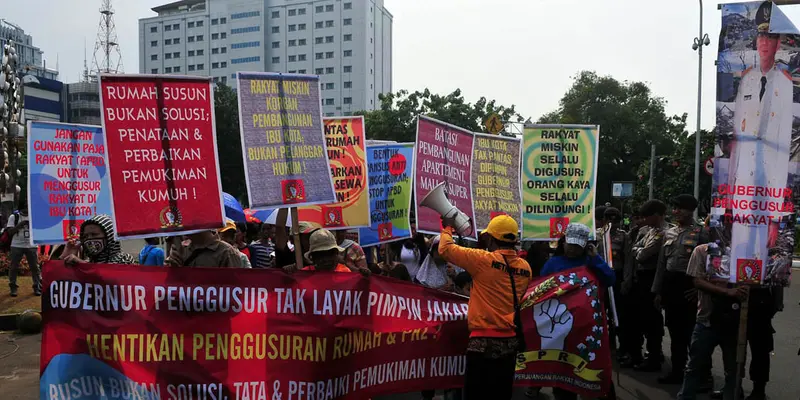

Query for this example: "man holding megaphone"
[436,210,532,399]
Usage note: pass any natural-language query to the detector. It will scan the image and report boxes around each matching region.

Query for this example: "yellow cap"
[218,220,237,234]
[484,215,518,243]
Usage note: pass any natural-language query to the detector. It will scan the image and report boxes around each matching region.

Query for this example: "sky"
[6,0,800,133]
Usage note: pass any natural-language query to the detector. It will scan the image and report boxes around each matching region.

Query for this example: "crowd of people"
[1,194,783,400]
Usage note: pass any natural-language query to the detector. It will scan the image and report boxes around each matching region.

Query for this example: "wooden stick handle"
[290,208,304,269]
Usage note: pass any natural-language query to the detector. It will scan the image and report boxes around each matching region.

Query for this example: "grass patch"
[0,276,43,314]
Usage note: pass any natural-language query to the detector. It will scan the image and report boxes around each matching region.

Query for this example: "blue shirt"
[139,244,165,266]
[541,255,616,287]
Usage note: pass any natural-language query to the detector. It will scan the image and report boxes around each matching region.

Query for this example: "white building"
[139,0,392,116]
[0,19,58,80]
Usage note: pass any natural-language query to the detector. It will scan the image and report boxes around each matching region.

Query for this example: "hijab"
[80,214,137,265]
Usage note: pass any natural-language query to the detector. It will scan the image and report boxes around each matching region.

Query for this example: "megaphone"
[419,182,473,236]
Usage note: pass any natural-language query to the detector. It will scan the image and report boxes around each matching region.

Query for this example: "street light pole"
[693,0,710,218]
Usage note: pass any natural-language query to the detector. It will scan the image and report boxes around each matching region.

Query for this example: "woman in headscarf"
[62,215,137,265]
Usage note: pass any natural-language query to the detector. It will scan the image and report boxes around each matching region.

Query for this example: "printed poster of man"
[713,1,799,286]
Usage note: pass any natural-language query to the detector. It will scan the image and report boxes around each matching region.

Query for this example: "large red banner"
[41,263,611,399]
[99,74,225,239]
[41,262,469,399]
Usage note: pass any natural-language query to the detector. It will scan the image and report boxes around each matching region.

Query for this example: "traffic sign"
[484,114,504,135]
[704,157,714,176]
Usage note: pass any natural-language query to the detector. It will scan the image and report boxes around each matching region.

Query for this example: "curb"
[0,313,19,331]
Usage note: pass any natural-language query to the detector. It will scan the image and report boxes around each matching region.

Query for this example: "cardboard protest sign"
[470,133,522,231]
[712,2,798,285]
[99,74,225,239]
[414,116,475,237]
[297,117,368,229]
[522,125,599,241]
[27,122,112,244]
[237,72,334,209]
[359,143,414,247]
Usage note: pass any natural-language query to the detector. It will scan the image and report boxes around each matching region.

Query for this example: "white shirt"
[399,246,421,277]
[7,214,35,249]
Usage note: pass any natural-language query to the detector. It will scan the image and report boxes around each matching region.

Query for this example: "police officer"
[622,200,668,371]
[728,0,793,281]
[651,194,708,384]
[604,207,631,359]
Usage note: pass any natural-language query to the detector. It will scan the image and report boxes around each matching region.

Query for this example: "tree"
[357,89,524,142]
[631,129,717,215]
[538,71,687,204]
[214,84,248,204]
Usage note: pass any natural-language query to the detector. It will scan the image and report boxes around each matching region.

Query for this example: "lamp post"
[692,0,710,218]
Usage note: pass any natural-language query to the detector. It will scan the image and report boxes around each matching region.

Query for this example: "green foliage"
[213,84,248,204]
[356,89,524,142]
[632,130,716,214]
[538,71,687,203]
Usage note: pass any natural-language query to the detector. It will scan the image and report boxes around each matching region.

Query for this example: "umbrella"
[223,192,246,223]
[244,208,273,224]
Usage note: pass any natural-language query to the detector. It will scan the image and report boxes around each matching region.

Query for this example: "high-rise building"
[0,19,58,80]
[139,0,392,116]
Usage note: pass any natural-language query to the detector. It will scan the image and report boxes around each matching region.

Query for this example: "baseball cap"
[484,215,519,243]
[304,229,344,260]
[218,220,237,234]
[564,223,590,248]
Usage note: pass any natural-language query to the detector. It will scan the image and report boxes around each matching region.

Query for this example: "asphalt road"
[3,284,798,400]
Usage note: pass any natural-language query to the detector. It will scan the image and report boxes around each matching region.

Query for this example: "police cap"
[604,207,622,222]
[670,194,698,211]
[756,1,773,33]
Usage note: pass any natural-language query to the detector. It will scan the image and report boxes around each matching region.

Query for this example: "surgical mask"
[82,239,106,256]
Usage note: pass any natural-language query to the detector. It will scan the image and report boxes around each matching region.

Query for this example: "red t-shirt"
[302,264,351,273]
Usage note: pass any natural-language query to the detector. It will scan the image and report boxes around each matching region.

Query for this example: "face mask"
[83,239,106,256]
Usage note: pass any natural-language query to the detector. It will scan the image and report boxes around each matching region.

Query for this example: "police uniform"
[651,195,708,381]
[728,1,793,283]
[623,221,668,369]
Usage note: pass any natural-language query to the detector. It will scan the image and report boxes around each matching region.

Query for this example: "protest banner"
[712,2,797,286]
[297,117,369,229]
[521,125,599,241]
[27,121,111,245]
[237,72,334,209]
[470,133,522,231]
[41,261,470,399]
[515,266,613,398]
[98,74,225,239]
[414,116,475,237]
[359,143,414,247]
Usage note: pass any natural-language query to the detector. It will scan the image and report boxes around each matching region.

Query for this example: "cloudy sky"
[7,0,800,131]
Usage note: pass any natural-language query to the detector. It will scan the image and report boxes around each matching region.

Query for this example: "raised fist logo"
[534,298,574,350]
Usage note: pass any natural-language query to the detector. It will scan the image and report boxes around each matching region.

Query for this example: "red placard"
[99,74,224,238]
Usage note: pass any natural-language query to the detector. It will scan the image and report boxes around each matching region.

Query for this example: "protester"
[62,215,137,266]
[540,223,615,400]
[219,221,252,268]
[624,199,669,371]
[678,235,748,400]
[392,222,428,278]
[234,222,251,260]
[335,230,369,273]
[166,230,242,268]
[139,237,165,266]
[525,241,551,277]
[541,223,615,287]
[6,200,40,297]
[248,222,275,268]
[275,222,317,269]
[301,229,368,277]
[386,263,412,281]
[438,214,531,400]
[651,194,708,384]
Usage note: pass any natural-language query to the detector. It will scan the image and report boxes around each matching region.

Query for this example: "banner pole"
[290,207,304,268]
[733,285,750,400]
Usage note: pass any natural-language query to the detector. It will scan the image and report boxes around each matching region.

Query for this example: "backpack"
[0,213,18,252]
